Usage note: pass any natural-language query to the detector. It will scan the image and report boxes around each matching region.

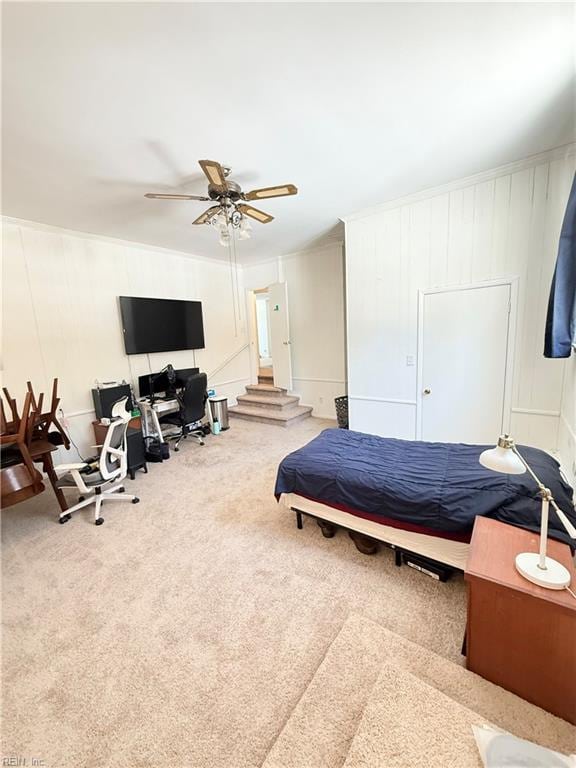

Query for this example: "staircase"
[229,384,312,427]
[261,614,573,767]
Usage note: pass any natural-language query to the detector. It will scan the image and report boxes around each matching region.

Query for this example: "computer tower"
[92,384,133,420]
[126,427,147,478]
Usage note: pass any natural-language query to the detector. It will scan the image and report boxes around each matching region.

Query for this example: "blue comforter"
[274,429,576,545]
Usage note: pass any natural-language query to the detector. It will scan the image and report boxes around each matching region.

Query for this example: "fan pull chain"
[227,234,238,337]
[231,228,242,336]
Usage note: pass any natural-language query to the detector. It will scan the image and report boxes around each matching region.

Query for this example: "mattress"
[281,492,470,570]
[275,428,576,546]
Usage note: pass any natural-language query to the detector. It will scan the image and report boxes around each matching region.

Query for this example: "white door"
[418,282,512,443]
[268,282,292,391]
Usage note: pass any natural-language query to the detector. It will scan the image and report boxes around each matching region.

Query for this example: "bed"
[274,428,576,572]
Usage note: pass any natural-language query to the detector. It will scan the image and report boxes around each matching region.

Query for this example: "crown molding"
[1,215,237,268]
[341,142,576,224]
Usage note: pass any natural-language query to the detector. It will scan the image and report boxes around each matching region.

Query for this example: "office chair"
[55,398,140,525]
[159,372,207,451]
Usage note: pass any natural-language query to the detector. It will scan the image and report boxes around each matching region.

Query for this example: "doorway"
[255,290,274,384]
[416,279,517,443]
[247,282,293,391]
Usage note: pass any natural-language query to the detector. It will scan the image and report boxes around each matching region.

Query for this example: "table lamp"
[479,435,576,590]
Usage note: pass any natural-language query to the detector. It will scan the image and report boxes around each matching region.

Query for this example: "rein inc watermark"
[2,758,45,767]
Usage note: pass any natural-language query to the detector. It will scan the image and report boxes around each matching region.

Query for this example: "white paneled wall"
[2,220,249,458]
[344,145,576,452]
[559,356,576,485]
[243,243,346,418]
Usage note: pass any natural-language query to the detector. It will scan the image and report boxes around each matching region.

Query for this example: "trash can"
[334,395,349,429]
[209,396,230,431]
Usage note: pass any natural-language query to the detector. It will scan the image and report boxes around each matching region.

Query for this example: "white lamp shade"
[479,445,526,475]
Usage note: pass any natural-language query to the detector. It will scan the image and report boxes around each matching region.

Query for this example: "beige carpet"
[0,417,557,767]
[342,664,491,768]
[262,613,575,768]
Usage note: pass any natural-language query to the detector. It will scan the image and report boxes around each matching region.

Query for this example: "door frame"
[415,278,518,441]
[246,287,273,385]
[246,289,260,385]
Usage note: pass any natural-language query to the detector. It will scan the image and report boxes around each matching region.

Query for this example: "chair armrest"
[56,462,89,475]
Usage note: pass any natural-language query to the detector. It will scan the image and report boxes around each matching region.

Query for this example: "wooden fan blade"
[191,206,221,225]
[237,204,274,224]
[145,193,211,201]
[198,160,227,190]
[244,184,297,201]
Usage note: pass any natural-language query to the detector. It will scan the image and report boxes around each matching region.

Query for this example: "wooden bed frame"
[281,492,469,577]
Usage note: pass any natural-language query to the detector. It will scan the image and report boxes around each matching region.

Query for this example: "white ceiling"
[3,2,574,263]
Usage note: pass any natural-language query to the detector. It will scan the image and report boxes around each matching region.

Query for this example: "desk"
[465,516,576,724]
[139,398,179,444]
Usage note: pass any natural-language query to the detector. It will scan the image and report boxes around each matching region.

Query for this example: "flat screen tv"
[119,296,205,355]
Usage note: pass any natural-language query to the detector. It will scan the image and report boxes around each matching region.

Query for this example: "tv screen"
[119,296,205,355]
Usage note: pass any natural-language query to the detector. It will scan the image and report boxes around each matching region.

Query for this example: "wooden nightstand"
[465,516,576,724]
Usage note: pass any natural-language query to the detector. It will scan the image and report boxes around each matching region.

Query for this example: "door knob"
[282,340,291,346]
[423,387,431,395]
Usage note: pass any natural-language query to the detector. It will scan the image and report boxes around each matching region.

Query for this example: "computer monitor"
[138,368,199,398]
[138,372,169,399]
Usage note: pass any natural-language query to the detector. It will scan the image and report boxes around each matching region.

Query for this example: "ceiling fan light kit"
[145,159,297,246]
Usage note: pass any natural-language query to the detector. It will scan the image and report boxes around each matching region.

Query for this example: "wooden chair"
[1,383,70,513]
[26,378,71,450]
[1,392,45,508]
[2,387,20,431]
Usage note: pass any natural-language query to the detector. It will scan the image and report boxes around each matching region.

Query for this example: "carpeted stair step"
[343,664,492,767]
[261,614,575,768]
[261,614,395,768]
[229,404,313,427]
[237,393,300,410]
[245,384,288,397]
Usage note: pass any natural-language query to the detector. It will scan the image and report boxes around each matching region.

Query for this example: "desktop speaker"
[92,384,134,421]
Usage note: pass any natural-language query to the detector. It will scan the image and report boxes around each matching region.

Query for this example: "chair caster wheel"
[59,514,71,524]
[200,441,205,446]
[78,496,85,502]
[95,517,104,526]
[118,487,125,493]
[132,497,140,504]
[174,447,179,452]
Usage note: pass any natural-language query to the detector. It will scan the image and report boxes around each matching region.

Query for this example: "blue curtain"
[544,172,576,358]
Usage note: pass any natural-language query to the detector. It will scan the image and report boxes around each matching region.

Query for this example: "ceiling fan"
[145,159,298,244]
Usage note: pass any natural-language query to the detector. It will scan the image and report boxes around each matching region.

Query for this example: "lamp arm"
[512,446,545,488]
[513,446,576,540]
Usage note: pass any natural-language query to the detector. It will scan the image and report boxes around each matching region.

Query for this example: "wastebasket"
[209,396,230,431]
